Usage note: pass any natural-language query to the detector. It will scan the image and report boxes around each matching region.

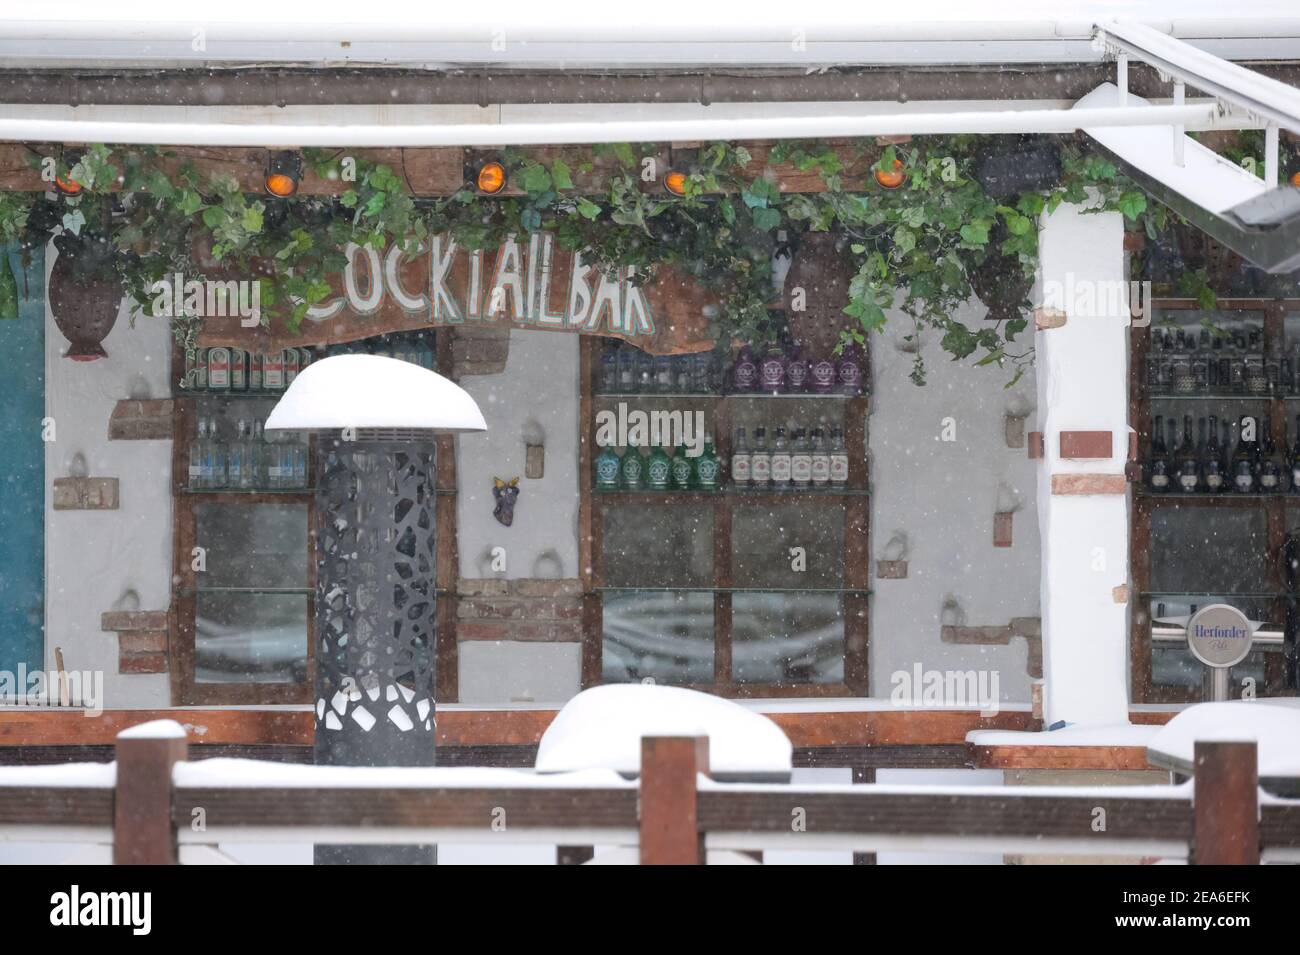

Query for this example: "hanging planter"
[783,231,855,356]
[49,231,124,361]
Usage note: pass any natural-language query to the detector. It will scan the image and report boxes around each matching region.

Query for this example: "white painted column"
[1034,201,1130,726]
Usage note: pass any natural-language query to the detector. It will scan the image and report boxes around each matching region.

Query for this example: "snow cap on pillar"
[264,354,487,434]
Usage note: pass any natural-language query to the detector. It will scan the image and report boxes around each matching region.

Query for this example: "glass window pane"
[1150,507,1269,595]
[602,590,713,684]
[196,592,309,683]
[732,502,843,589]
[732,592,844,684]
[195,502,309,589]
[602,504,713,588]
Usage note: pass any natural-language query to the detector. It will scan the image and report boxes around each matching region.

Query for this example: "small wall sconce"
[1003,391,1034,448]
[53,452,119,510]
[876,531,909,579]
[532,549,564,579]
[128,373,151,401]
[523,418,545,480]
[940,595,966,629]
[994,481,1022,548]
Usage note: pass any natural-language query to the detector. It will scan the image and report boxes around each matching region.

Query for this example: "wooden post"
[1193,740,1259,865]
[113,721,188,865]
[639,736,708,865]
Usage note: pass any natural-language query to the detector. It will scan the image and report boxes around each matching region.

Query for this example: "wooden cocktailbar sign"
[197,232,716,355]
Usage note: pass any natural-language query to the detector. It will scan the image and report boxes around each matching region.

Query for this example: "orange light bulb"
[477,162,507,194]
[874,158,905,190]
[664,170,688,196]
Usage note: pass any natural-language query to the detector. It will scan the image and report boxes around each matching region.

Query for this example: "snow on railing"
[1,723,1296,864]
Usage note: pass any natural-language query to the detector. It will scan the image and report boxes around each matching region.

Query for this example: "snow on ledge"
[967,723,1160,748]
[535,685,792,775]
[117,718,188,740]
[1148,700,1300,778]
[0,762,115,788]
[173,759,631,790]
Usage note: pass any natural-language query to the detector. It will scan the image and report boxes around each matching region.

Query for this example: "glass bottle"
[599,343,618,393]
[829,427,849,486]
[791,427,812,488]
[594,441,621,490]
[189,418,207,489]
[730,426,751,489]
[646,442,672,491]
[1259,415,1283,493]
[1291,415,1300,493]
[732,345,758,393]
[653,354,674,395]
[1148,415,1171,492]
[670,443,694,491]
[227,419,247,489]
[1202,415,1224,494]
[749,426,771,488]
[770,426,792,487]
[837,343,864,396]
[785,344,809,394]
[1176,415,1200,493]
[694,434,721,491]
[810,427,830,486]
[1232,415,1257,493]
[620,439,644,490]
[617,344,635,393]
[759,344,787,395]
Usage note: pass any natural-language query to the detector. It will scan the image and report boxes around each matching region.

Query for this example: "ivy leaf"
[339,190,359,209]
[893,226,917,255]
[178,190,204,216]
[202,206,227,229]
[1116,190,1147,221]
[521,163,552,194]
[751,206,781,231]
[575,197,601,220]
[612,143,636,168]
[550,159,574,191]
[241,204,264,234]
[959,221,990,245]
[61,209,85,236]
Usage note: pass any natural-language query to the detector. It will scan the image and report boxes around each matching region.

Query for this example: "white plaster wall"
[868,300,1040,703]
[457,641,582,705]
[1034,202,1130,726]
[44,257,173,707]
[455,328,581,580]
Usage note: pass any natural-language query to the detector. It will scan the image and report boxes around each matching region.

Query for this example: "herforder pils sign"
[197,232,718,356]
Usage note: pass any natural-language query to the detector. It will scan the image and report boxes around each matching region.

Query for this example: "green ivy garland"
[0,136,1176,384]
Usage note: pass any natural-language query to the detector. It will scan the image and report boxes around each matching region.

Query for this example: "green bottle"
[694,434,721,491]
[595,443,621,491]
[620,440,644,490]
[669,443,694,490]
[647,444,672,491]
[0,256,18,320]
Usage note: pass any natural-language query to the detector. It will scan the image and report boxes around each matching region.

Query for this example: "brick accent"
[102,609,170,674]
[53,477,119,510]
[456,578,584,642]
[450,326,510,377]
[1028,431,1044,459]
[1059,430,1112,459]
[1004,416,1026,449]
[1033,306,1067,330]
[1113,583,1129,604]
[940,616,1041,678]
[1050,473,1127,495]
[875,560,908,579]
[108,399,174,440]
[993,512,1014,548]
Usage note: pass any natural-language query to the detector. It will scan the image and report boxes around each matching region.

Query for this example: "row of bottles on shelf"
[597,340,866,396]
[188,416,308,490]
[183,347,314,394]
[594,423,850,492]
[182,334,435,394]
[1145,327,1300,397]
[1147,413,1300,494]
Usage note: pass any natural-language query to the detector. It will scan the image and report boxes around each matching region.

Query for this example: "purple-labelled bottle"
[785,344,809,393]
[759,345,787,394]
[732,345,758,393]
[837,343,863,395]
[810,355,837,394]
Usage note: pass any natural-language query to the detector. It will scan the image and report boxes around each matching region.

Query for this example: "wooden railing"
[0,728,1294,864]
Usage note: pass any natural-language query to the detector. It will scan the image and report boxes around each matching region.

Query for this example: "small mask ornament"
[493,476,520,527]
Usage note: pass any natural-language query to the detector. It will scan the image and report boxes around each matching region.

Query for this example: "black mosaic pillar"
[312,436,437,865]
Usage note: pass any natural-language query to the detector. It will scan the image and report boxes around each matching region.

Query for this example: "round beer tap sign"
[1185,604,1255,669]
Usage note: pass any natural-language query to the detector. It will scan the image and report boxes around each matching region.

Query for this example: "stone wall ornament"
[492,476,520,527]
